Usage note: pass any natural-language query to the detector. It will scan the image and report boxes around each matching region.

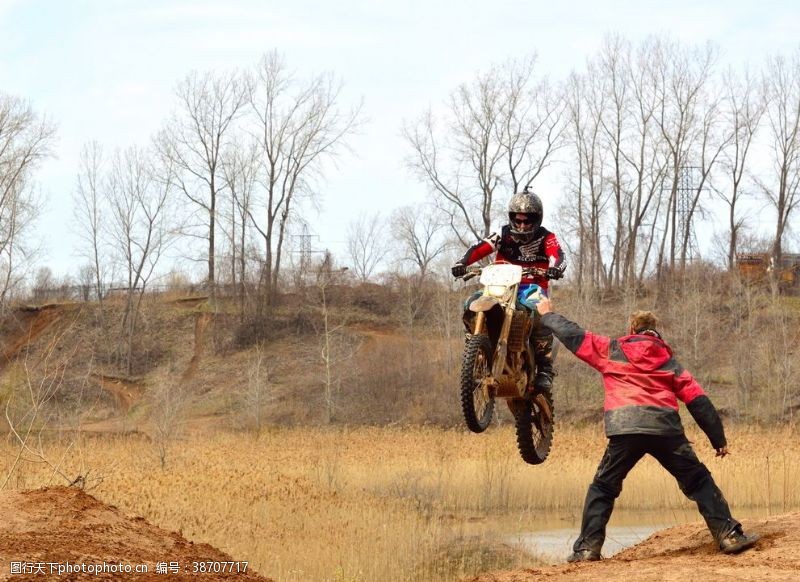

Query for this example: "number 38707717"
[191,561,249,574]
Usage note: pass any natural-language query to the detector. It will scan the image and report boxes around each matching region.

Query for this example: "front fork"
[491,305,515,379]
[472,311,486,335]
[468,300,521,381]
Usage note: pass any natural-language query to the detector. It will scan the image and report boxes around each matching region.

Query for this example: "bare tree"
[757,50,800,269]
[77,264,94,301]
[566,66,605,293]
[619,39,671,287]
[313,252,356,423]
[150,381,186,469]
[680,90,732,269]
[106,146,173,374]
[247,51,361,305]
[73,141,107,319]
[404,56,565,247]
[715,68,765,270]
[564,68,609,295]
[595,35,631,288]
[564,37,670,292]
[31,266,54,302]
[392,205,448,281]
[159,70,247,291]
[652,39,717,275]
[2,316,81,489]
[389,205,448,395]
[237,343,275,433]
[0,94,55,309]
[221,139,260,316]
[346,211,389,282]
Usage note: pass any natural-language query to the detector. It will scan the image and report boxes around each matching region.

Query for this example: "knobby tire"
[514,386,554,464]
[460,334,494,433]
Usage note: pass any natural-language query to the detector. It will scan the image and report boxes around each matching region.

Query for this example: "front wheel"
[460,334,495,433]
[513,387,554,464]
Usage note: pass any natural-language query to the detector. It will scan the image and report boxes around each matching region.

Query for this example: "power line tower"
[290,224,321,286]
[676,165,700,263]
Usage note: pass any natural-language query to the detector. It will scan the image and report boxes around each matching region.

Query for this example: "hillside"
[1,278,799,432]
[0,286,469,431]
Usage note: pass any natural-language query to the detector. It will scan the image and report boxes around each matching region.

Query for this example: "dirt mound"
[0,487,272,581]
[465,512,800,582]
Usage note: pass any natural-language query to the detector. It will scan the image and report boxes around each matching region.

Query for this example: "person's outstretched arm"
[536,298,610,373]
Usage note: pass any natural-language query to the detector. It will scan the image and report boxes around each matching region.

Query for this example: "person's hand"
[536,298,553,315]
[715,446,730,458]
[546,267,564,280]
[451,263,467,278]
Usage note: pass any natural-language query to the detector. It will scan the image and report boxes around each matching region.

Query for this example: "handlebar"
[523,267,549,277]
[457,265,549,281]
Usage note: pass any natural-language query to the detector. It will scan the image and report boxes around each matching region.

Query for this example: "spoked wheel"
[512,387,554,464]
[460,334,495,433]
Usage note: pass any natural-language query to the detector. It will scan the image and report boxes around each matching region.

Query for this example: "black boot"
[719,527,760,554]
[533,332,555,391]
[534,369,554,391]
[566,549,601,563]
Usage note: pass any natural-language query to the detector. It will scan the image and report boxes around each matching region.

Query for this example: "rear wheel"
[460,334,494,433]
[513,387,554,464]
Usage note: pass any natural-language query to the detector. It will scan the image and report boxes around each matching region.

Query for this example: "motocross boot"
[532,331,555,391]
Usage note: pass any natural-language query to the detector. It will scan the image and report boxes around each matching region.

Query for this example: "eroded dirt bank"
[466,512,800,581]
[0,487,272,581]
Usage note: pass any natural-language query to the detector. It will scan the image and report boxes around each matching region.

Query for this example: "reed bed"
[1,423,796,581]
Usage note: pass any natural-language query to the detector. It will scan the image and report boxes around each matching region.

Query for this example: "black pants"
[573,434,740,554]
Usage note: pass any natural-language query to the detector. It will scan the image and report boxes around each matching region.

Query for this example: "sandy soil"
[466,512,800,581]
[0,487,272,581]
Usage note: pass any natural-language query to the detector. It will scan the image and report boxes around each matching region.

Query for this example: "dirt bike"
[457,264,555,465]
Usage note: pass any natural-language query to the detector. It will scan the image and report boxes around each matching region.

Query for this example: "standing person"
[535,298,759,561]
[450,188,566,391]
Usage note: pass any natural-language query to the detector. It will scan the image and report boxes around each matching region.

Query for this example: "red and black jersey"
[458,225,567,292]
[541,312,727,449]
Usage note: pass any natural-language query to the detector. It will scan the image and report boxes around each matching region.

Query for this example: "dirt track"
[466,512,800,581]
[0,487,272,581]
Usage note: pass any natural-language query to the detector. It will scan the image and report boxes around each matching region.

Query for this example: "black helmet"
[507,189,543,243]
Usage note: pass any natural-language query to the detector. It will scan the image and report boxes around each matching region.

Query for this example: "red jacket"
[542,312,726,448]
[458,225,566,292]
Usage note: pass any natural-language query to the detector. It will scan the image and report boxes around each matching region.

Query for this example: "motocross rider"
[451,188,567,392]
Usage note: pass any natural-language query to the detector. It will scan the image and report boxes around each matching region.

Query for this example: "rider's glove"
[546,267,564,280]
[451,263,467,278]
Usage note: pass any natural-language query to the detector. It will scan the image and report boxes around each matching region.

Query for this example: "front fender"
[468,295,500,312]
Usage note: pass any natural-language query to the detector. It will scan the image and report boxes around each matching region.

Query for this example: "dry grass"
[0,424,797,581]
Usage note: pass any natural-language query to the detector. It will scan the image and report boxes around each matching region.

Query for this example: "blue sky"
[0,0,798,278]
